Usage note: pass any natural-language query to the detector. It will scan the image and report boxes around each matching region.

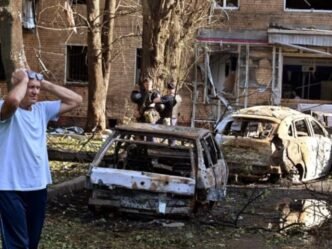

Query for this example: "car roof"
[115,123,211,140]
[231,105,308,122]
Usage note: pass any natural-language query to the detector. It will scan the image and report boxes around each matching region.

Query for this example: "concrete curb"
[47,175,86,200]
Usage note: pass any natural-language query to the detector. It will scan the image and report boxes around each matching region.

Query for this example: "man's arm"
[0,69,29,121]
[41,80,82,115]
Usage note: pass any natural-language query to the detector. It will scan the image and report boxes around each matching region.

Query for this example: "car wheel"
[289,164,303,184]
[269,173,281,183]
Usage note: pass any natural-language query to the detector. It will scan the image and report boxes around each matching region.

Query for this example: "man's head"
[142,78,153,91]
[166,82,176,95]
[21,70,44,108]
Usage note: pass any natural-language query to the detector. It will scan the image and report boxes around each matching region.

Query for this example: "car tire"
[269,173,281,183]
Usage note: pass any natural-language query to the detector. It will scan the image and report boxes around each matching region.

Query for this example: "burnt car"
[86,123,228,216]
[214,105,332,183]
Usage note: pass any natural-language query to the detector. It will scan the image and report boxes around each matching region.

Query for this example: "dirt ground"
[35,178,332,249]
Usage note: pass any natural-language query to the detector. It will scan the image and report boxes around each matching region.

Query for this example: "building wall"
[218,0,332,29]
[1,0,141,128]
[194,0,332,124]
[2,1,332,128]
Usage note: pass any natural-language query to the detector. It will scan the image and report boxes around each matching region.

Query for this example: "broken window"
[98,132,196,178]
[223,118,276,139]
[71,0,86,4]
[66,45,88,83]
[135,48,142,84]
[288,125,294,137]
[22,0,36,29]
[294,119,310,137]
[209,53,237,94]
[311,120,325,137]
[0,45,5,81]
[282,59,332,101]
[202,135,221,166]
[285,0,332,11]
[215,0,239,9]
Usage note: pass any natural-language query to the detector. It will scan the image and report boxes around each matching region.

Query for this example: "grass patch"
[48,133,106,184]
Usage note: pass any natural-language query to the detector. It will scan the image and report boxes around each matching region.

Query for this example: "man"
[153,82,181,126]
[0,69,82,249]
[131,78,160,124]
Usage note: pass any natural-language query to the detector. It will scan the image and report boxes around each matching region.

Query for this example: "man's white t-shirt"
[0,100,61,190]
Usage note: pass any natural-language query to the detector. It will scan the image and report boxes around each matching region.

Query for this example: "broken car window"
[311,120,325,137]
[222,118,275,139]
[98,131,196,178]
[294,119,310,137]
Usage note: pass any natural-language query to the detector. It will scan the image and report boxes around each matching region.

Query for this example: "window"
[72,0,86,4]
[285,0,332,11]
[0,45,5,81]
[311,120,325,137]
[66,45,88,83]
[282,59,332,101]
[288,125,294,137]
[203,135,220,165]
[295,119,310,137]
[215,0,239,9]
[135,48,142,84]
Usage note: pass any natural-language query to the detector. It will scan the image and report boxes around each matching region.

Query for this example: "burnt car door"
[197,134,228,202]
[308,118,332,178]
[287,118,318,181]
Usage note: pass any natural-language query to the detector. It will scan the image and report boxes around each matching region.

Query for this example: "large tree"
[85,0,117,131]
[141,0,212,90]
[0,0,28,89]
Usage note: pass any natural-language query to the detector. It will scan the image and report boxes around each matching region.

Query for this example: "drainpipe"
[244,44,250,108]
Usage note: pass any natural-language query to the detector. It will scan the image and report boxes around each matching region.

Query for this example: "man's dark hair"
[167,82,175,89]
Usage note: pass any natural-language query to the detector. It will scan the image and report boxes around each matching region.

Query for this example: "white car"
[214,105,332,183]
[87,123,228,216]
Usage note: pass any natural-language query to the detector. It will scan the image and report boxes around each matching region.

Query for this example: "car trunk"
[222,137,274,178]
[88,167,196,215]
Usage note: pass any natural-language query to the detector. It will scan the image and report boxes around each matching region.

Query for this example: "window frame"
[214,0,239,10]
[0,44,5,81]
[284,0,332,13]
[65,44,88,84]
[294,118,311,137]
[135,48,142,85]
[310,119,327,137]
[72,0,86,4]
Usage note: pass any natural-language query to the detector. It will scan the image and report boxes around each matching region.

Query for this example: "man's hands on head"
[11,69,28,86]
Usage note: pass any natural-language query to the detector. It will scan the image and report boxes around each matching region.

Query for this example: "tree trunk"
[85,0,116,132]
[141,0,211,91]
[86,0,106,131]
[141,0,177,88]
[0,0,28,89]
[102,0,116,83]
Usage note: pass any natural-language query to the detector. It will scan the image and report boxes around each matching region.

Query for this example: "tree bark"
[141,0,177,87]
[48,148,96,163]
[0,0,28,89]
[140,0,210,91]
[86,0,107,131]
[85,0,117,132]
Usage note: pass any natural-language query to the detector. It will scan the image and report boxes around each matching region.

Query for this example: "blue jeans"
[0,189,47,249]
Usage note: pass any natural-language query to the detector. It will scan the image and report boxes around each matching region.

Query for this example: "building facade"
[2,0,332,129]
[192,0,332,127]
